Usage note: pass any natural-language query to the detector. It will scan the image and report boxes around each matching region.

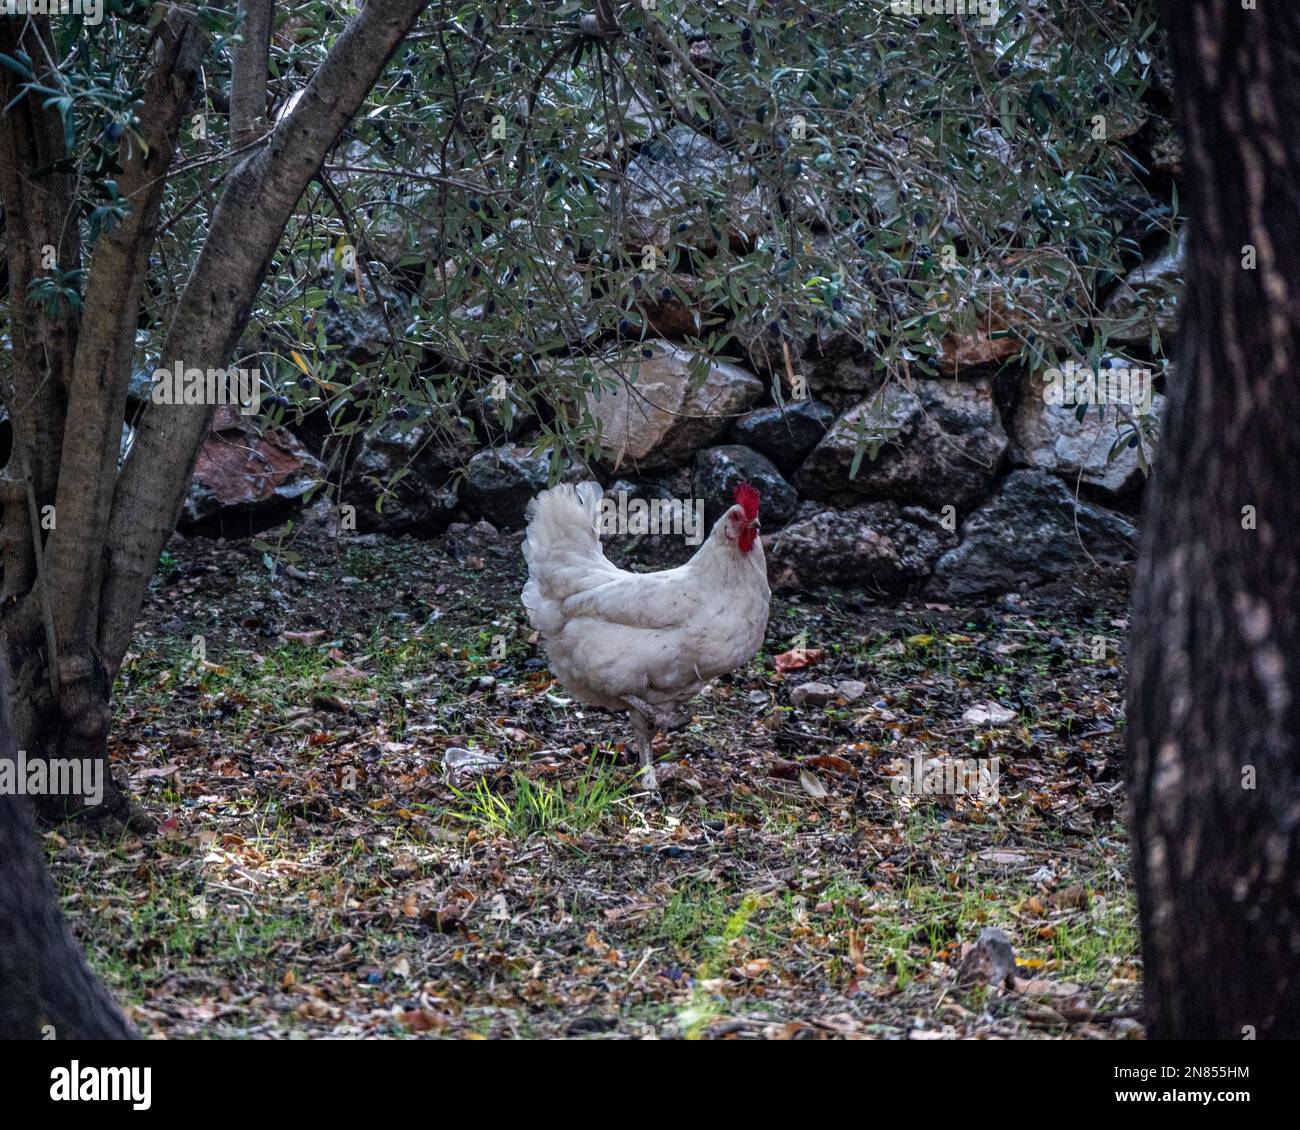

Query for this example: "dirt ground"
[48,511,1142,1039]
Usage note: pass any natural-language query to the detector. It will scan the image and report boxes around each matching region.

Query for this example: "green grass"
[674,891,766,1039]
[78,862,322,998]
[90,541,1140,1038]
[445,757,632,839]
[654,883,732,952]
[343,547,389,580]
[1047,889,1140,984]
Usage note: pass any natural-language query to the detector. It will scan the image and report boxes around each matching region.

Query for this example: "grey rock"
[728,399,836,473]
[323,303,391,365]
[1099,238,1184,349]
[619,125,761,251]
[928,470,1138,600]
[583,342,763,472]
[1009,367,1162,496]
[766,501,957,592]
[604,478,679,505]
[462,445,583,529]
[797,379,1007,509]
[692,445,798,529]
[790,682,838,709]
[961,702,1017,727]
[342,423,471,536]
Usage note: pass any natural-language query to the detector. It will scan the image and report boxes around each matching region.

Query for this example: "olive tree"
[0,0,430,822]
[1129,0,1300,1039]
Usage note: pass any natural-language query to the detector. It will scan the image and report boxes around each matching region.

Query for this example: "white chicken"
[522,481,770,792]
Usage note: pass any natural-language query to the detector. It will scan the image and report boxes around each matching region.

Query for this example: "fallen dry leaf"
[774,647,825,673]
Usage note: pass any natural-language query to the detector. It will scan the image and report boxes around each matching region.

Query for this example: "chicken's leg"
[623,694,687,734]
[626,704,659,794]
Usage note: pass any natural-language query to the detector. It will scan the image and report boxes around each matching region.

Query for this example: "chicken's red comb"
[733,481,760,521]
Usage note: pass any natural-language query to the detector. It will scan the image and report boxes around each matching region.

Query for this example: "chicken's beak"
[746,518,761,532]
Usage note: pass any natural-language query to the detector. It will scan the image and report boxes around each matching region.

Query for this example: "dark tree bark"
[0,655,133,1039]
[1128,2,1300,1039]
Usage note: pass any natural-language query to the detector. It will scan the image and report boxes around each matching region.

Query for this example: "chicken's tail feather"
[524,480,604,547]
[521,481,612,634]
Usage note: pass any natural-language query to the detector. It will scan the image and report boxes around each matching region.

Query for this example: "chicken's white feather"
[521,480,771,721]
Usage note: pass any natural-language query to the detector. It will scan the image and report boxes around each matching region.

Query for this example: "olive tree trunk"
[0,0,430,823]
[0,652,133,1038]
[1128,0,1300,1039]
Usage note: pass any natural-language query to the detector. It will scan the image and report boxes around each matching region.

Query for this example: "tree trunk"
[1128,1,1300,1039]
[0,0,429,1035]
[231,0,274,150]
[96,0,433,684]
[0,10,206,826]
[0,0,430,826]
[0,655,133,1039]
